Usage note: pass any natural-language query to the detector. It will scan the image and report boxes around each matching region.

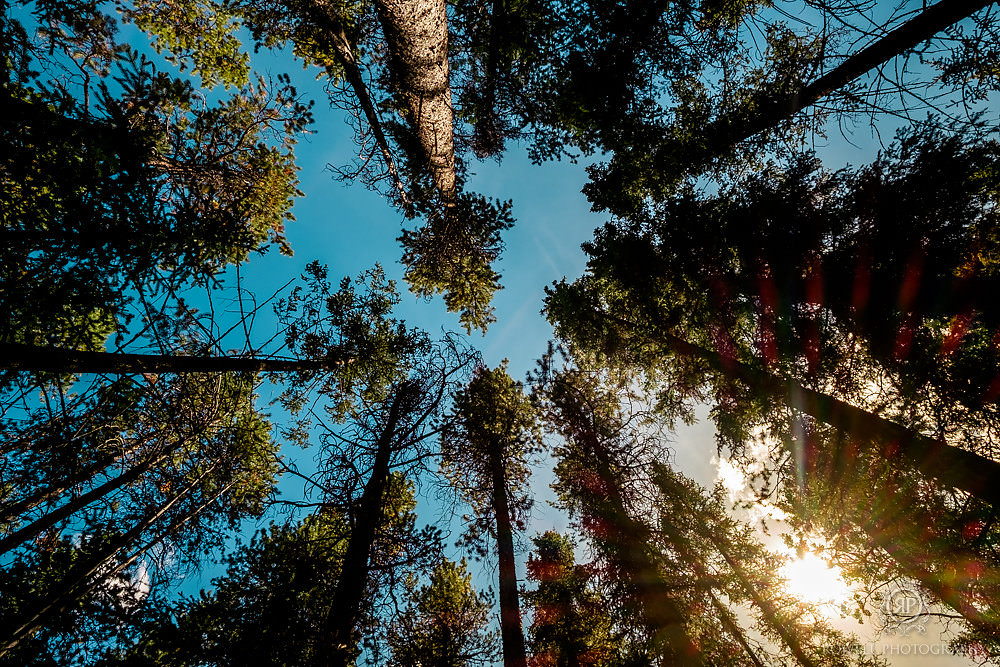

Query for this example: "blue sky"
[123,18,987,663]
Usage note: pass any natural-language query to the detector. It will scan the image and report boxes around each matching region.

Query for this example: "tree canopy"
[4,0,1000,664]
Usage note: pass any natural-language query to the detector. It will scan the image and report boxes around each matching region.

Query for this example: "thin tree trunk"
[654,502,784,667]
[708,591,768,667]
[0,449,132,527]
[0,448,173,557]
[718,0,993,147]
[701,524,818,667]
[323,387,408,666]
[488,445,528,667]
[0,465,223,658]
[373,0,457,204]
[635,0,995,191]
[634,321,1000,506]
[0,343,351,374]
[581,436,702,664]
[300,0,411,209]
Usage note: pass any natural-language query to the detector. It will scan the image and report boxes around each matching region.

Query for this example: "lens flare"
[780,551,851,610]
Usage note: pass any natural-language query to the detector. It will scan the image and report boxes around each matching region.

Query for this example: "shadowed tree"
[543,128,1000,507]
[534,363,704,665]
[101,479,436,667]
[522,531,618,667]
[387,558,498,667]
[0,372,279,663]
[441,364,539,667]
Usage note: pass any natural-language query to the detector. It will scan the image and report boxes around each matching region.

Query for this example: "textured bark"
[374,0,457,203]
[323,389,407,666]
[0,343,351,374]
[488,445,528,667]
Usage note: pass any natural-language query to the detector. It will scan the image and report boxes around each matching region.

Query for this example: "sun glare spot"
[780,551,851,611]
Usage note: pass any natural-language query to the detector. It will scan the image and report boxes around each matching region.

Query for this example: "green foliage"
[113,511,349,666]
[523,531,617,667]
[441,362,540,552]
[401,195,516,333]
[276,262,433,424]
[387,558,497,667]
[124,0,249,88]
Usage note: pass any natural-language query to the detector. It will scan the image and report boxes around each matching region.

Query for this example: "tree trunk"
[373,0,457,204]
[643,324,1000,506]
[0,465,224,658]
[0,343,351,374]
[299,0,411,209]
[654,499,795,667]
[323,387,408,666]
[608,0,996,201]
[488,445,528,667]
[712,0,992,153]
[706,530,819,667]
[0,447,172,557]
[0,450,131,527]
[581,436,702,664]
[708,591,767,667]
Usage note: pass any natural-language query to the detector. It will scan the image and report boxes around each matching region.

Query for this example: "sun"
[780,551,851,610]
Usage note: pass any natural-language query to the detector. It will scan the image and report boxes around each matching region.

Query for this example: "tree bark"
[641,324,1000,506]
[0,448,172,557]
[323,387,409,665]
[488,444,528,667]
[0,465,224,658]
[373,0,457,204]
[0,343,351,374]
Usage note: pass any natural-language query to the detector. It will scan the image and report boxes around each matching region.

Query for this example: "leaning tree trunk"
[609,0,996,199]
[709,0,999,147]
[580,437,702,665]
[487,445,528,667]
[612,313,1000,506]
[322,389,407,666]
[0,466,225,658]
[0,448,133,527]
[654,501,812,667]
[373,0,457,205]
[299,0,411,209]
[0,446,174,557]
[0,343,351,374]
[706,531,819,667]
